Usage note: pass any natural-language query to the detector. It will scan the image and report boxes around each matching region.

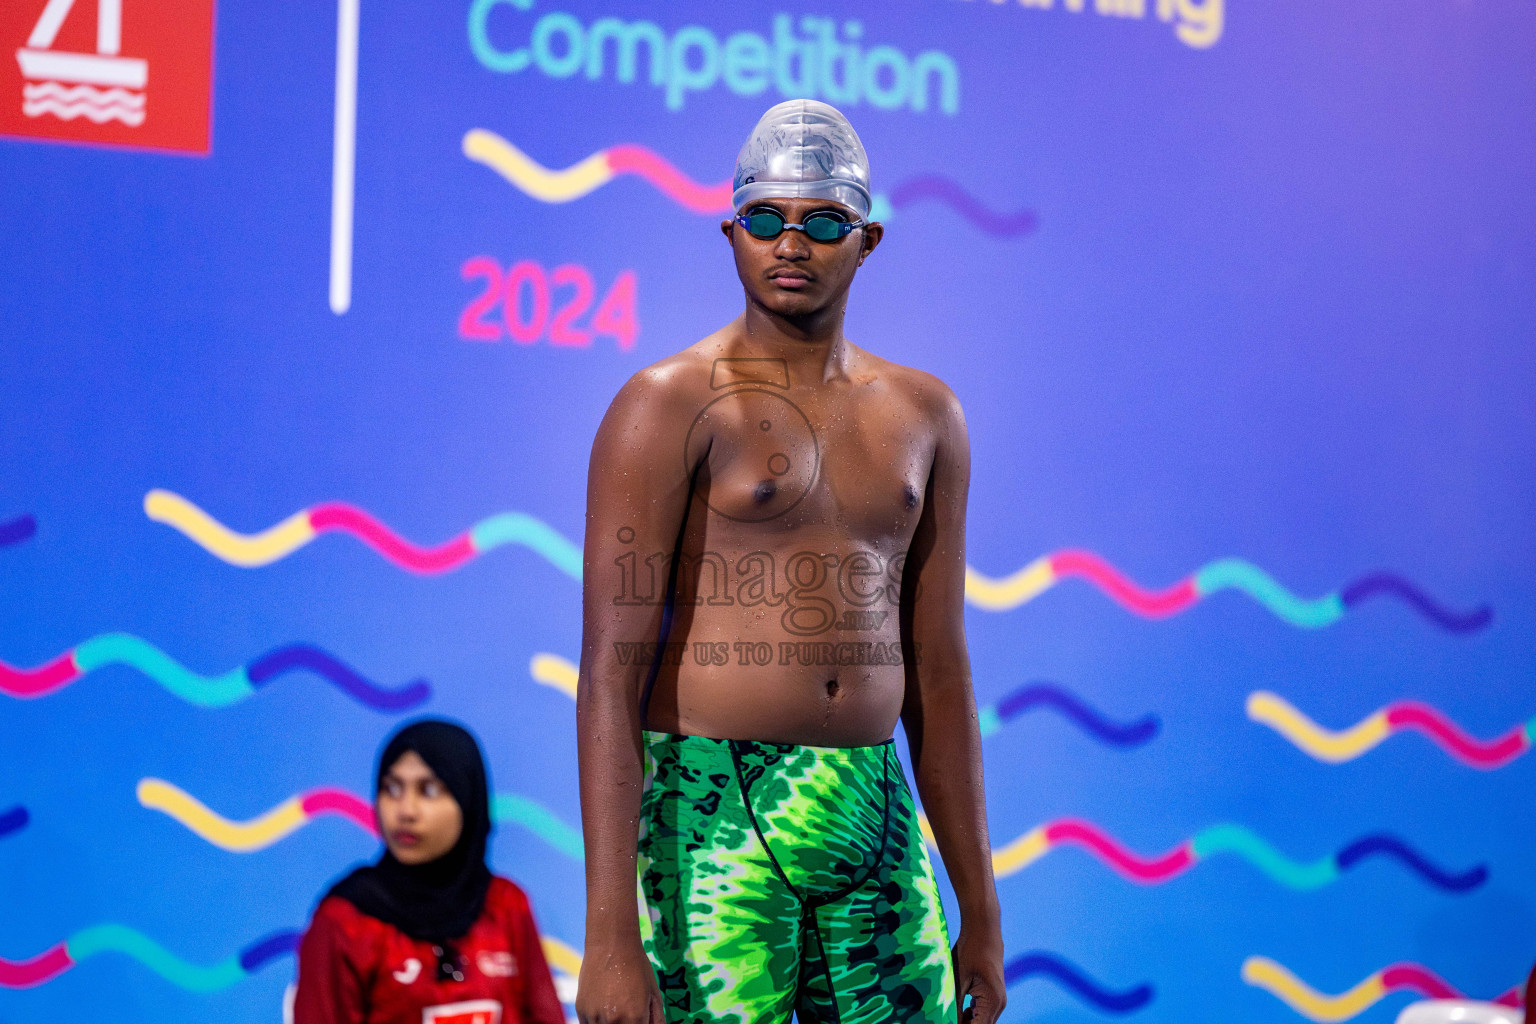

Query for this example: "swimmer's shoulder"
[596,338,718,443]
[847,343,967,433]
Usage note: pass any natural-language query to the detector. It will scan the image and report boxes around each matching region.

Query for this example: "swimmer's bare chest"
[640,372,936,747]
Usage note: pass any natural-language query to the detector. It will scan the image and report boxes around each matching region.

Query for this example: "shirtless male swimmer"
[575,100,1005,1024]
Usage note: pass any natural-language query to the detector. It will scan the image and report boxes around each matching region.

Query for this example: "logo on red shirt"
[476,950,518,978]
[1,0,216,153]
[423,999,503,1024]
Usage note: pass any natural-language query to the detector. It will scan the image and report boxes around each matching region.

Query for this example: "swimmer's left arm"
[898,381,1005,1024]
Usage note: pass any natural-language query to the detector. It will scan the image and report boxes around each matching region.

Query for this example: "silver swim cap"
[732,99,872,219]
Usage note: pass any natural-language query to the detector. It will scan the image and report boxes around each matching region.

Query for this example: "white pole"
[98,0,121,55]
[329,0,360,315]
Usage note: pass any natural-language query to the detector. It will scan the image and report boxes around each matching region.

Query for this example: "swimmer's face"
[721,197,883,320]
[377,750,463,865]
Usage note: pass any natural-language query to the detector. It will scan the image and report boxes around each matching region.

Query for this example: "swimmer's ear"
[858,222,884,265]
[721,218,737,244]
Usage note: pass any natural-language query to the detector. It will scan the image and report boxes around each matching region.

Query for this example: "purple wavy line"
[997,683,1160,747]
[246,645,432,712]
[889,176,1039,238]
[1004,951,1153,1013]
[0,805,28,839]
[1340,573,1493,633]
[1336,834,1488,893]
[238,930,301,972]
[0,515,37,548]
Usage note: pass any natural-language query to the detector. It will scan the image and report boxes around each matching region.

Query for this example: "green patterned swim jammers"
[638,730,957,1024]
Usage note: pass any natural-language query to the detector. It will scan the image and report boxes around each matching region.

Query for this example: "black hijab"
[326,720,494,944]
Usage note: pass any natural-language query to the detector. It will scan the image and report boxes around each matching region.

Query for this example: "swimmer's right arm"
[576,367,700,1024]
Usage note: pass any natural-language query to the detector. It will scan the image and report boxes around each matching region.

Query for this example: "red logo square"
[0,0,215,154]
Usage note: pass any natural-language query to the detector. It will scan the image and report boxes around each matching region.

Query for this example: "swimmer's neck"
[735,302,854,383]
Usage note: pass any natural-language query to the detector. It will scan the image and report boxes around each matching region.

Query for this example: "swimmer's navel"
[903,485,920,510]
[754,480,777,503]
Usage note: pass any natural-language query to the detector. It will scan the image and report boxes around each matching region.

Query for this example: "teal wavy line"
[469,515,583,580]
[492,794,584,861]
[1189,824,1340,890]
[68,924,247,992]
[1191,560,1345,629]
[73,634,255,708]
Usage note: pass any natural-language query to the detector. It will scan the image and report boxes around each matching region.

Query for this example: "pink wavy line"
[1044,819,1197,882]
[604,145,733,215]
[0,652,80,698]
[1379,964,1524,1007]
[0,944,72,988]
[1385,703,1530,768]
[1048,550,1199,618]
[308,505,476,574]
[299,789,378,835]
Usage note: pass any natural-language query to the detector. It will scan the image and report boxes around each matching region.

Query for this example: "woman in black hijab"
[294,720,564,1024]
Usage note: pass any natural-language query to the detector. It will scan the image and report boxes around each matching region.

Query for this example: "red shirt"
[294,877,565,1024]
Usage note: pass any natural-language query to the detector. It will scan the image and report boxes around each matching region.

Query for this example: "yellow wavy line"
[541,936,583,977]
[462,129,614,203]
[917,812,937,848]
[144,490,315,568]
[964,558,1056,612]
[137,778,306,852]
[1242,957,1386,1022]
[917,813,1049,877]
[1246,692,1393,763]
[991,826,1052,878]
[531,653,578,699]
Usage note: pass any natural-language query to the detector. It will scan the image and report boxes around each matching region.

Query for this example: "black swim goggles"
[736,206,865,242]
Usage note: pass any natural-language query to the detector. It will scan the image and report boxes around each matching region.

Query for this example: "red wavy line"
[604,145,733,215]
[1380,963,1460,999]
[1376,964,1524,1007]
[1044,819,1197,882]
[1047,551,1199,618]
[0,652,80,698]
[308,505,477,574]
[300,789,378,835]
[0,944,72,988]
[1385,703,1530,768]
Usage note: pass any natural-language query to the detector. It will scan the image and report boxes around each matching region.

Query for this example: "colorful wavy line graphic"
[463,128,732,214]
[145,489,582,578]
[156,492,1479,637]
[0,515,36,548]
[493,793,585,861]
[1248,691,1533,769]
[964,550,1492,632]
[0,925,298,991]
[1006,951,1153,1013]
[139,780,583,861]
[1242,957,1522,1021]
[137,780,375,852]
[0,924,581,994]
[0,805,28,840]
[886,175,1038,238]
[978,682,1159,747]
[0,635,429,711]
[530,652,579,699]
[463,130,1037,237]
[541,936,583,978]
[987,819,1484,892]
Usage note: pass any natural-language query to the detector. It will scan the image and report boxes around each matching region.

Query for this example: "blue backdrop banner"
[2,0,1534,1021]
